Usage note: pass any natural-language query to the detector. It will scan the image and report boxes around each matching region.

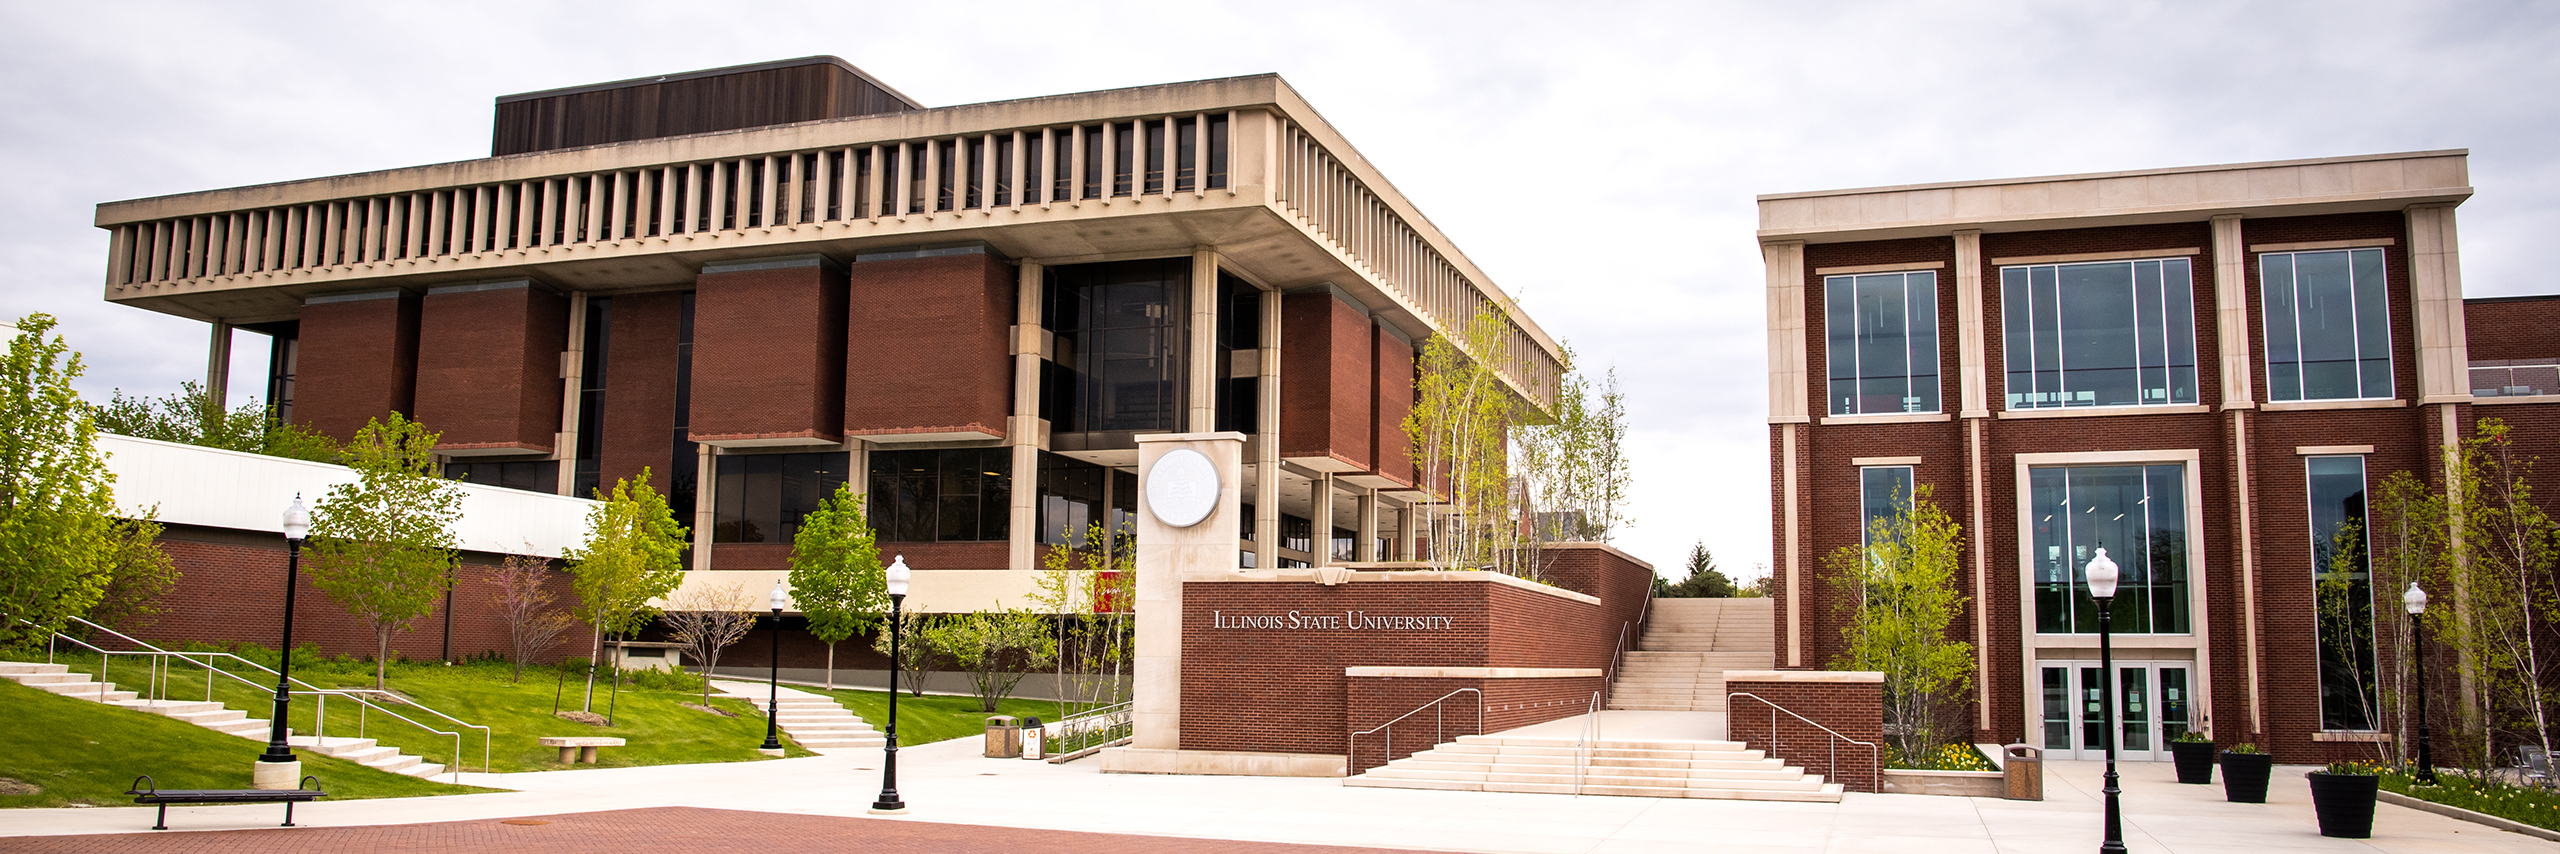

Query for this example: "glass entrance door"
[2037,662,2192,761]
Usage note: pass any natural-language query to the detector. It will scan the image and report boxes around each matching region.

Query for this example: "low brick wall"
[1726,670,1884,793]
[1345,670,1603,773]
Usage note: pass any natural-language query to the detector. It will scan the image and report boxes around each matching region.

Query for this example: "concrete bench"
[539,736,626,764]
[126,774,325,830]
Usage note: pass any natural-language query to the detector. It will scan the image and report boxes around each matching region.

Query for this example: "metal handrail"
[1347,688,1483,775]
[1727,691,1881,793]
[37,617,489,782]
[1571,690,1600,796]
[1047,700,1133,761]
[1601,580,1654,709]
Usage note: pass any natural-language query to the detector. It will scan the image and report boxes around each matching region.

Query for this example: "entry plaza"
[7,53,2560,854]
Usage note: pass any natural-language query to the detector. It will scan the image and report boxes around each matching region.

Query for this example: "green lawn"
[810,687,1092,747]
[53,649,813,774]
[0,678,496,808]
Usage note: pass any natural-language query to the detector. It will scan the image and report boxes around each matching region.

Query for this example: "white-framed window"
[2262,248,2392,402]
[1858,465,1914,545]
[1824,271,1940,415]
[2000,258,2200,410]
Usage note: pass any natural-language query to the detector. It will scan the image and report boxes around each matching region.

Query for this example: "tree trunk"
[825,641,835,691]
[375,625,392,691]
[582,623,602,712]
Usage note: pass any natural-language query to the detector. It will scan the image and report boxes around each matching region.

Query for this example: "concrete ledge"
[2378,790,2560,843]
[1726,670,1884,683]
[1188,568,1600,605]
[1345,667,1602,678]
[1882,769,2006,798]
[1098,747,1345,778]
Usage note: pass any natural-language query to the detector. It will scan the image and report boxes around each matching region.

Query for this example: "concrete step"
[208,718,271,737]
[115,699,224,715]
[0,662,71,676]
[397,762,446,778]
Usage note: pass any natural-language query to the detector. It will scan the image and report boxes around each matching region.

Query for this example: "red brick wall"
[116,525,585,665]
[2465,296,2560,363]
[1727,677,1883,792]
[843,254,1014,440]
[1280,292,1374,470]
[598,292,684,493]
[1368,324,1416,486]
[413,286,567,454]
[1180,560,1646,761]
[691,263,847,444]
[292,293,420,441]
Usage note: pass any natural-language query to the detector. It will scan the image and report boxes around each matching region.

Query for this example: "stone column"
[1103,430,1244,772]
[205,320,233,407]
[1308,472,1336,566]
[1354,488,1378,562]
[1011,261,1047,571]
[1254,284,1282,570]
[1188,248,1220,433]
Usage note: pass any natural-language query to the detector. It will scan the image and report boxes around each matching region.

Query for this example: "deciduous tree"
[490,552,574,683]
[563,468,688,711]
[1826,483,1973,763]
[0,314,120,650]
[662,582,760,708]
[1407,306,1527,575]
[787,485,885,690]
[923,604,1057,712]
[304,412,462,690]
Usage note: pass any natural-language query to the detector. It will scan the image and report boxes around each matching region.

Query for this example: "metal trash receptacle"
[2004,744,2043,800]
[1020,717,1046,759]
[985,715,1022,758]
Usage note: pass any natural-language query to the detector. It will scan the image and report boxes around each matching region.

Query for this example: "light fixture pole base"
[866,805,908,815]
[756,747,785,757]
[251,759,302,790]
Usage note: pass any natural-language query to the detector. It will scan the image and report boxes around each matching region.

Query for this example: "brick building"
[92,57,1565,624]
[1759,150,2560,763]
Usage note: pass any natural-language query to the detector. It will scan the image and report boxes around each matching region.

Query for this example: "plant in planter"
[2169,729,2215,785]
[2307,761,2380,838]
[2220,743,2274,803]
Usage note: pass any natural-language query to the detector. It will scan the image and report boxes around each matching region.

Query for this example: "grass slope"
[54,651,813,774]
[0,678,494,808]
[812,687,1089,747]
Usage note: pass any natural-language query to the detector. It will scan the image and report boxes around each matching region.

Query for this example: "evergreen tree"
[1656,542,1736,598]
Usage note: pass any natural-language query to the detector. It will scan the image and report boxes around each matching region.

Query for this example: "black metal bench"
[125,774,326,830]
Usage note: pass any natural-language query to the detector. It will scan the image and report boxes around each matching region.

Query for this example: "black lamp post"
[260,495,310,768]
[2405,581,2435,784]
[870,555,911,815]
[761,581,788,754]
[2087,547,2126,854]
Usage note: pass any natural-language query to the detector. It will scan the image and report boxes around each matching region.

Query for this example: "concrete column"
[1308,473,1336,566]
[1951,230,1988,418]
[1395,503,1415,561]
[692,444,715,571]
[1764,241,1810,425]
[1106,431,1244,770]
[554,292,589,495]
[205,320,233,407]
[2211,215,2255,409]
[1780,421,1801,668]
[1254,284,1282,570]
[2407,204,2473,404]
[1354,488,1378,562]
[1011,261,1047,573]
[1188,248,1220,433]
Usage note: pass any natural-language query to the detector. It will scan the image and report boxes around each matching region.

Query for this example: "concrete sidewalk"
[0,734,2548,852]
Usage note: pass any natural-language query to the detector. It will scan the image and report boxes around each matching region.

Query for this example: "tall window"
[2262,249,2392,402]
[869,448,1011,543]
[1859,466,1915,543]
[1036,453,1133,549]
[1042,259,1189,433]
[2308,455,2377,730]
[2001,258,2199,410]
[712,451,850,543]
[1825,271,1940,415]
[2029,464,2190,634]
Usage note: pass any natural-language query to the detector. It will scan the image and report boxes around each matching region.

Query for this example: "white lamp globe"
[2085,548,2120,601]
[886,555,911,598]
[282,495,310,540]
[2404,581,2429,616]
[770,580,790,613]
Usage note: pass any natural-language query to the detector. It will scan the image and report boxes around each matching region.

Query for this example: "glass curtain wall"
[2262,249,2393,402]
[2308,455,2378,729]
[867,448,1011,543]
[1042,259,1189,434]
[711,452,850,543]
[2030,464,2191,634]
[1825,271,1940,415]
[1859,466,1915,544]
[2001,259,2199,410]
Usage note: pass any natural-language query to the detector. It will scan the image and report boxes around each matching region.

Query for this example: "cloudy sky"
[4,1,2556,581]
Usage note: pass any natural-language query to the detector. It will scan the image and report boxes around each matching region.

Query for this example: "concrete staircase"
[0,661,446,778]
[716,682,885,751]
[1344,733,1842,802]
[1607,598,1774,713]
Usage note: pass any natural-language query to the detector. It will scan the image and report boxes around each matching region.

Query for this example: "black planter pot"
[2220,752,2274,803]
[2170,741,2216,784]
[2307,772,2379,838]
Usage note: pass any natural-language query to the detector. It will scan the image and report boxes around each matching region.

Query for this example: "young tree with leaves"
[662,582,761,708]
[0,315,122,650]
[1030,521,1137,721]
[1826,483,1973,764]
[563,468,689,712]
[90,382,338,463]
[872,611,941,697]
[303,413,464,690]
[490,552,574,683]
[923,603,1058,712]
[788,485,885,690]
[90,515,180,632]
[2430,419,2560,767]
[1407,306,1527,575]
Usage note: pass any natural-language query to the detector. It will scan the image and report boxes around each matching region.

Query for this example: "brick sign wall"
[1726,672,1883,793]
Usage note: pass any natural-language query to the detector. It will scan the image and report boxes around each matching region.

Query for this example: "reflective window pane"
[2263,249,2392,402]
[1823,271,1938,415]
[1999,259,2198,409]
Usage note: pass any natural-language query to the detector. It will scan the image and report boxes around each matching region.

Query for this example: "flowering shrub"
[1885,742,1998,772]
[2381,769,2560,832]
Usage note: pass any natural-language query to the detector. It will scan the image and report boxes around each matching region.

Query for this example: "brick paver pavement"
[0,806,1451,854]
